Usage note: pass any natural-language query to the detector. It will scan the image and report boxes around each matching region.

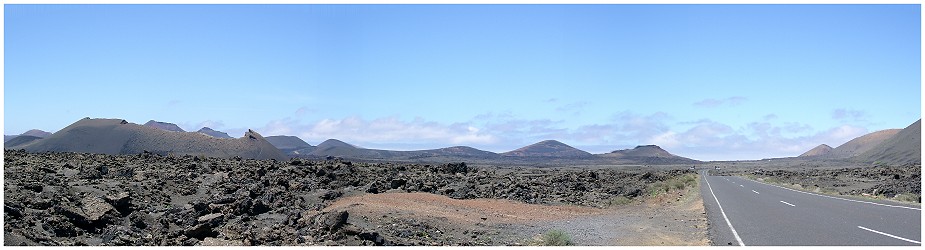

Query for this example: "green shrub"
[895,193,921,203]
[540,230,573,246]
[608,196,632,206]
[647,174,699,197]
[670,179,686,190]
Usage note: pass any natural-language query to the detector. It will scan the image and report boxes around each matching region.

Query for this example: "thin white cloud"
[295,106,315,117]
[262,116,497,147]
[693,96,748,108]
[251,111,875,161]
[650,119,868,161]
[555,101,589,115]
[832,108,867,122]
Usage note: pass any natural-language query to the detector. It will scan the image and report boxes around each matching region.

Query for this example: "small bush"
[608,196,632,206]
[895,193,921,203]
[648,182,669,196]
[648,174,698,197]
[540,230,573,246]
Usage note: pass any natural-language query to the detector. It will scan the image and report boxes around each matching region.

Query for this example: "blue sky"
[4,4,921,160]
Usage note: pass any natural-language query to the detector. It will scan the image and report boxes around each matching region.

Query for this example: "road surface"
[700,170,921,246]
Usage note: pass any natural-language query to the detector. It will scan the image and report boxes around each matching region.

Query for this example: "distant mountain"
[4,135,44,148]
[21,129,52,138]
[304,139,501,161]
[415,146,500,159]
[600,145,700,164]
[828,129,900,158]
[197,127,233,139]
[310,139,370,157]
[11,118,285,160]
[799,144,834,157]
[501,140,592,157]
[266,136,313,151]
[5,129,53,142]
[144,120,186,132]
[855,119,921,165]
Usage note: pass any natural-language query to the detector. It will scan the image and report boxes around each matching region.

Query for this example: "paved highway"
[700,170,921,246]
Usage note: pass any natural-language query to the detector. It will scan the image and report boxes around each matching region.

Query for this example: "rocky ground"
[714,163,921,203]
[4,149,701,246]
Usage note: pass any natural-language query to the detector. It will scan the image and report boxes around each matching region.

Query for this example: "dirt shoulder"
[323,178,709,246]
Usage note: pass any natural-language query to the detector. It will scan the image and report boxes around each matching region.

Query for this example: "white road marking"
[752,190,759,194]
[742,177,922,211]
[858,226,921,244]
[704,175,746,246]
[739,184,744,187]
[780,201,795,207]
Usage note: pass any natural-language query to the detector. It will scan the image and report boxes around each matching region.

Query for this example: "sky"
[4,4,921,161]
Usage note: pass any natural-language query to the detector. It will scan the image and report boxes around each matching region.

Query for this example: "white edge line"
[780,200,795,207]
[858,226,921,244]
[742,177,922,211]
[704,173,746,246]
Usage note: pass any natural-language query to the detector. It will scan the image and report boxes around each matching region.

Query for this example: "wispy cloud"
[693,96,748,108]
[831,108,867,122]
[648,119,867,160]
[295,106,315,117]
[251,110,873,160]
[555,101,589,116]
[260,116,498,146]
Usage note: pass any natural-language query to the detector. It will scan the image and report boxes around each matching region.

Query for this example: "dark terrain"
[4,149,692,246]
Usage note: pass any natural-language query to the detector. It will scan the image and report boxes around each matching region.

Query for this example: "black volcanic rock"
[196,127,233,139]
[10,118,285,160]
[501,140,592,157]
[144,120,186,132]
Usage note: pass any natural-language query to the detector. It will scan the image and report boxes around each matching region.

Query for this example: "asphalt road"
[700,170,921,246]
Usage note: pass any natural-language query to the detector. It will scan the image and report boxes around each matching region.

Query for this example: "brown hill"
[3,135,44,148]
[799,144,834,157]
[303,139,500,161]
[501,140,592,158]
[310,139,365,157]
[11,118,285,160]
[855,119,921,165]
[144,120,186,132]
[828,129,901,158]
[5,129,53,142]
[600,145,700,164]
[266,135,313,151]
[197,127,233,139]
[21,129,52,138]
[416,146,499,158]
